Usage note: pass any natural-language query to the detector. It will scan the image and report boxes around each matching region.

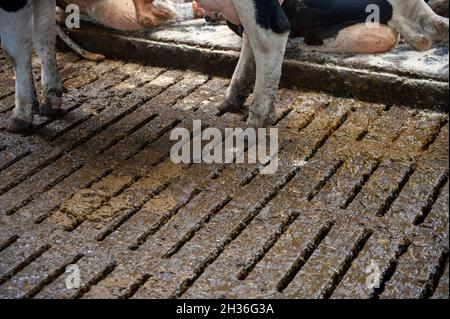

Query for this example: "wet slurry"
[0,51,448,299]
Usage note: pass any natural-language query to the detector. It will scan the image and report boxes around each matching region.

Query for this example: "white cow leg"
[0,4,36,132]
[218,33,256,114]
[231,0,289,127]
[33,0,63,116]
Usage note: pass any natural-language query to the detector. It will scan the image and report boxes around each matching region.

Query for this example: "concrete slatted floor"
[0,51,448,299]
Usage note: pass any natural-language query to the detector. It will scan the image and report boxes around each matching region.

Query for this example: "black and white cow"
[281,0,449,52]
[0,0,63,133]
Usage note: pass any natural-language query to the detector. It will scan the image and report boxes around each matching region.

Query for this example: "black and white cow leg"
[33,0,63,117]
[231,0,290,128]
[218,33,256,115]
[0,2,37,133]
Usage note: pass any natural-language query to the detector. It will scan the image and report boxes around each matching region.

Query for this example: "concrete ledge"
[62,21,449,113]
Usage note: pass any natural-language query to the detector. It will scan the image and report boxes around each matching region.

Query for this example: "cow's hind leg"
[33,0,63,116]
[218,33,256,114]
[248,31,288,128]
[389,0,449,50]
[232,0,290,127]
[248,30,289,127]
[0,3,37,132]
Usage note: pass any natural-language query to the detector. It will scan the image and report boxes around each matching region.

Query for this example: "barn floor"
[0,50,449,299]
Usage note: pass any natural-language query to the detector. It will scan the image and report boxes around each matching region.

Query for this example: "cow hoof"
[4,118,33,134]
[417,37,432,51]
[408,35,432,51]
[217,99,241,115]
[39,95,62,117]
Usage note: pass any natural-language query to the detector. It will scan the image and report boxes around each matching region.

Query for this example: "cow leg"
[231,0,290,127]
[247,32,288,127]
[218,33,256,114]
[33,0,63,116]
[300,23,399,54]
[0,3,36,132]
[247,31,288,128]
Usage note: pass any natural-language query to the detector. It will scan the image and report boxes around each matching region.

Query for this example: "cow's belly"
[85,0,142,31]
[282,0,394,40]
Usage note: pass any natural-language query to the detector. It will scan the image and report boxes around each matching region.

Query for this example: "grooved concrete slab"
[0,52,449,299]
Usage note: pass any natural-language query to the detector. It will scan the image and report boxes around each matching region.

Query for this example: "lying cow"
[223,0,449,53]
[60,0,449,53]
[56,0,199,31]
